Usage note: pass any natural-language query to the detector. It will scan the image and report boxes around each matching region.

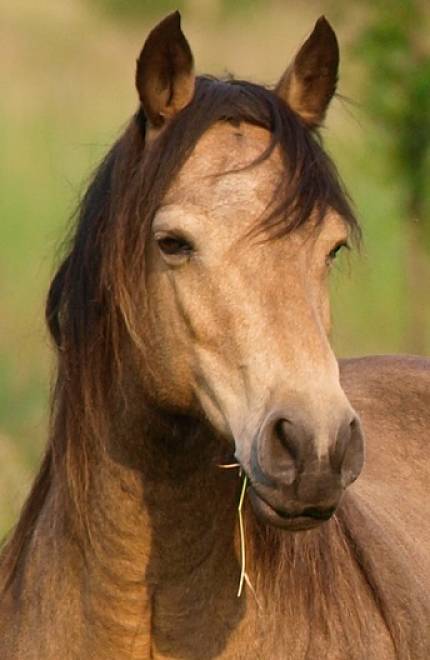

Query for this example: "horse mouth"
[247,485,337,531]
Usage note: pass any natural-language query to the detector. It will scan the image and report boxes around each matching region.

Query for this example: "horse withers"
[1,12,429,659]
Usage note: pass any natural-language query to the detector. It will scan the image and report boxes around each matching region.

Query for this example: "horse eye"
[327,241,349,264]
[156,234,193,257]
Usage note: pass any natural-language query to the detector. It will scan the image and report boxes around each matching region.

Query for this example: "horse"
[1,11,429,659]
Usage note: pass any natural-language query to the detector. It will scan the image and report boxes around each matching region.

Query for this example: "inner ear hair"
[136,11,195,129]
[275,16,339,128]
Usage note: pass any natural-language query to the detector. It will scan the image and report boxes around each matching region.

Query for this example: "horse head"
[133,13,365,530]
[45,13,364,533]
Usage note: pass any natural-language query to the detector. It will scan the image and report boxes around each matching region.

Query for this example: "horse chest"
[145,590,395,660]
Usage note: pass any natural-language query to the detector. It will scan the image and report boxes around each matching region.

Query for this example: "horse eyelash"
[328,240,350,262]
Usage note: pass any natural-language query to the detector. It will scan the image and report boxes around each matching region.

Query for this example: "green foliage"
[354,0,430,244]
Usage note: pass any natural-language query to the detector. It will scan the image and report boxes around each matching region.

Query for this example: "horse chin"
[247,485,337,532]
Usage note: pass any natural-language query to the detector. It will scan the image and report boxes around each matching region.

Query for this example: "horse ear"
[275,16,339,128]
[136,11,195,128]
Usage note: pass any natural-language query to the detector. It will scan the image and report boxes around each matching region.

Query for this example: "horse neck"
[28,410,242,655]
[4,404,417,658]
[121,412,242,578]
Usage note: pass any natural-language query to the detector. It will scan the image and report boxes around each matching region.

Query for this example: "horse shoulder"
[339,354,430,464]
[337,356,430,658]
[339,353,430,398]
[339,354,430,549]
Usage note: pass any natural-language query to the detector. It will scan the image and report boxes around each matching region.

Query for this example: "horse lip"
[272,504,336,521]
[246,481,337,529]
[299,505,337,521]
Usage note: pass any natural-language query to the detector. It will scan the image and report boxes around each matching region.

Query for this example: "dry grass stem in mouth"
[237,473,249,598]
[217,464,258,602]
[237,476,261,607]
[217,463,241,469]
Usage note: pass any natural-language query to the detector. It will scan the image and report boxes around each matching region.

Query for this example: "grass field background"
[1,0,429,534]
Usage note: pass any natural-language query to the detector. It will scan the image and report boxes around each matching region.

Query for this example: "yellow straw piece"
[217,464,259,602]
[217,463,241,469]
[237,474,248,598]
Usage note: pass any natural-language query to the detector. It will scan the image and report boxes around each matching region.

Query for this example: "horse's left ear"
[275,16,339,128]
[136,11,195,129]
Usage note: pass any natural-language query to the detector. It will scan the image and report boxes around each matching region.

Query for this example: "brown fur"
[1,15,430,659]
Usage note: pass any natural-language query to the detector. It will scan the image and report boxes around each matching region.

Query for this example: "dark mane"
[1,76,359,588]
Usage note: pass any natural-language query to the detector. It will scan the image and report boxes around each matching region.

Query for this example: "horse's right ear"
[136,11,195,129]
[275,17,339,127]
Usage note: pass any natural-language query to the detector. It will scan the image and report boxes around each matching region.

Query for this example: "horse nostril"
[332,415,364,486]
[274,418,299,462]
[330,419,350,471]
[256,416,300,485]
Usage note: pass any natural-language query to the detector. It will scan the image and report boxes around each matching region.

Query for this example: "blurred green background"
[1,0,429,534]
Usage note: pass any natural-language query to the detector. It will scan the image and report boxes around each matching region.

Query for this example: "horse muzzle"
[236,407,365,531]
